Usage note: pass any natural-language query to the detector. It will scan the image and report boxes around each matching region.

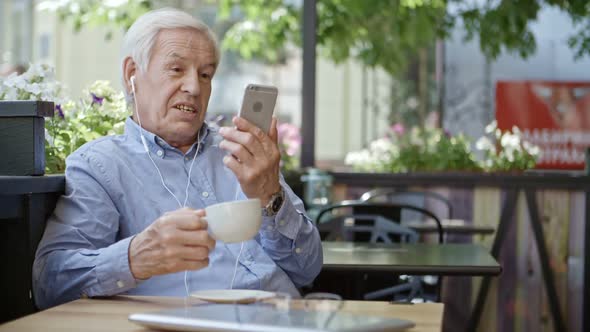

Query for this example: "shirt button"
[156,150,163,157]
[295,248,302,254]
[279,220,286,226]
[185,156,190,161]
[201,191,209,198]
[117,280,125,288]
[267,225,273,231]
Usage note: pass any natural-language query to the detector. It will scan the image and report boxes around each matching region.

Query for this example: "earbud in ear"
[130,75,136,93]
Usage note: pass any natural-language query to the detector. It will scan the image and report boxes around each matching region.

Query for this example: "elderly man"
[33,8,322,309]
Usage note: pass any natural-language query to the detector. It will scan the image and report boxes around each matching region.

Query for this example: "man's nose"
[181,72,200,96]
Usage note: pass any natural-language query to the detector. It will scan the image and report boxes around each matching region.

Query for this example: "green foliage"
[220,0,447,75]
[45,81,129,173]
[219,0,301,63]
[37,0,153,40]
[219,0,590,75]
[38,1,590,74]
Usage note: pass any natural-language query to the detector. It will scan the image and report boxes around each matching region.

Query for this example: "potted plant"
[344,123,541,173]
[0,64,63,175]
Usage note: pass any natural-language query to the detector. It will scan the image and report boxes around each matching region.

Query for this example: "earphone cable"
[131,77,202,297]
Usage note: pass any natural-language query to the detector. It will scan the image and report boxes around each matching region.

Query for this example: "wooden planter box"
[0,101,54,175]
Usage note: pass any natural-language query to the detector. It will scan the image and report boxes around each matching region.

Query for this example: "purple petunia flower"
[55,104,64,118]
[91,93,104,106]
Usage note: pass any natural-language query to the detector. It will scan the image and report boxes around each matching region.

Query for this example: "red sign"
[496,81,590,169]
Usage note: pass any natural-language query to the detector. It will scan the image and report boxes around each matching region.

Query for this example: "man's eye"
[200,73,212,80]
[171,67,182,73]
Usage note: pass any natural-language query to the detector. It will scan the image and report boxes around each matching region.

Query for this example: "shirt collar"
[123,116,210,158]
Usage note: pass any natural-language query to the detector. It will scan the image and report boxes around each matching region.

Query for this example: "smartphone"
[238,84,278,134]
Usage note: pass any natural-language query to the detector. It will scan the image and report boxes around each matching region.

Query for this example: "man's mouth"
[174,104,197,113]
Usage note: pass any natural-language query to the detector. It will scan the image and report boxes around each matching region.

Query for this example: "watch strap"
[263,187,285,217]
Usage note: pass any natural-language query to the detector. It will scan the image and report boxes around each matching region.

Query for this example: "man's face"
[133,28,217,150]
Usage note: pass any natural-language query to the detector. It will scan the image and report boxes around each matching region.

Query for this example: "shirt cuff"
[260,194,309,240]
[93,236,138,295]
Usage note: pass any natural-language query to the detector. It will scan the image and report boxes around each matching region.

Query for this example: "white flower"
[511,126,521,135]
[3,89,17,100]
[475,136,495,151]
[495,128,502,139]
[23,63,46,80]
[369,138,393,155]
[345,150,372,166]
[13,76,27,89]
[104,0,128,7]
[500,132,520,149]
[504,148,515,162]
[485,120,497,134]
[0,63,65,103]
[27,82,42,95]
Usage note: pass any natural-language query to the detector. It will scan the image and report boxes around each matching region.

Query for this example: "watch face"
[272,194,284,211]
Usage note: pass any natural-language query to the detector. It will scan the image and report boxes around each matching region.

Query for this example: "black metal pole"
[300,0,316,168]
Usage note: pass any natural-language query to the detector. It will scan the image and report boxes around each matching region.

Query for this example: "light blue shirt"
[33,117,323,309]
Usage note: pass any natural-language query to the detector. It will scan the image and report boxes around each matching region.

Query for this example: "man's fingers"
[221,118,266,152]
[223,154,243,174]
[175,245,211,261]
[218,139,253,163]
[268,117,278,144]
[169,229,216,249]
[174,213,208,231]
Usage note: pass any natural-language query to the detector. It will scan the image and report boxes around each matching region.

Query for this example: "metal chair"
[315,201,443,302]
[360,188,454,220]
[315,201,444,244]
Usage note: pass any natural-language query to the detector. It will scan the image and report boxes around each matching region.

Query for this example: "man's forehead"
[155,28,216,57]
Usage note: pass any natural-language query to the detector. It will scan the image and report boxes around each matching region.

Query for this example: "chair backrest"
[317,213,419,244]
[360,188,454,219]
[315,201,443,243]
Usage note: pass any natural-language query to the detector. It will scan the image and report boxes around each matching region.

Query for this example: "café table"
[322,241,501,276]
[0,295,444,332]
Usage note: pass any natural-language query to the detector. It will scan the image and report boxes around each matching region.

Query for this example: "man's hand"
[128,208,215,280]
[218,116,281,206]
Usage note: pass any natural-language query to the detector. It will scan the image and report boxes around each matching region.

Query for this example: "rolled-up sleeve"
[257,178,323,288]
[33,150,137,309]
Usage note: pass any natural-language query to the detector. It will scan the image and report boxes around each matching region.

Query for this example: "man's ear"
[122,57,137,95]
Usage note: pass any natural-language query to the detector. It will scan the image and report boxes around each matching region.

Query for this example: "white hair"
[121,7,220,102]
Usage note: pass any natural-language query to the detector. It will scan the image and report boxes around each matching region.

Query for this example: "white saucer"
[190,289,276,304]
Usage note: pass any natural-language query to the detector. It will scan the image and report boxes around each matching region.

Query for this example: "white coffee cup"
[204,199,262,243]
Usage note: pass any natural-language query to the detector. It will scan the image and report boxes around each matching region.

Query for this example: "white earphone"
[130,75,149,152]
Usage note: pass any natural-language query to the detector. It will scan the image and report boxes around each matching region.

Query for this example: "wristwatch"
[263,187,285,217]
